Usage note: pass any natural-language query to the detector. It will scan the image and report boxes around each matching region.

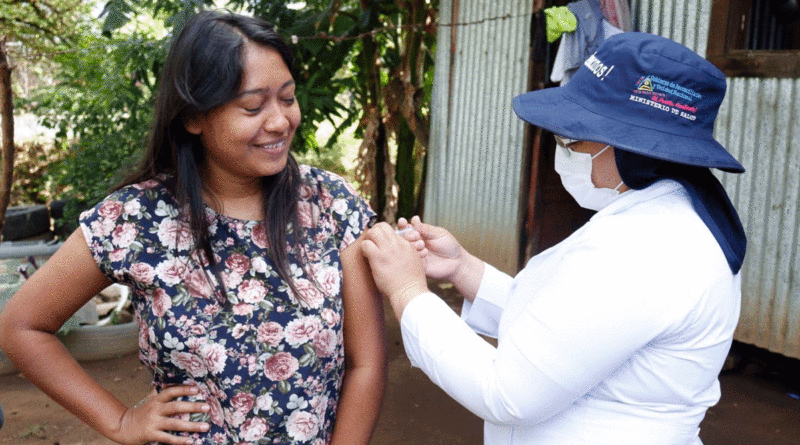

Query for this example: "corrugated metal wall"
[426,0,534,274]
[635,0,800,359]
[428,0,800,359]
[715,78,800,359]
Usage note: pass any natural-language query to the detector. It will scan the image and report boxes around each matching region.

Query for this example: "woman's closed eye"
[237,91,267,113]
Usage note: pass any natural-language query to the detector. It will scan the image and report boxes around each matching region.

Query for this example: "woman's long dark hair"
[118,10,302,297]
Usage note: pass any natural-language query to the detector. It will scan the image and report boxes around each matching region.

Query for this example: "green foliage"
[22,32,166,232]
[10,141,70,205]
[294,139,348,179]
[0,0,91,49]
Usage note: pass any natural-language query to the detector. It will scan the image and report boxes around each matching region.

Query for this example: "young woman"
[0,10,386,445]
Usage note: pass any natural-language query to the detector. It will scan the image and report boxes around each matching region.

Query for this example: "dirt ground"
[1,286,799,445]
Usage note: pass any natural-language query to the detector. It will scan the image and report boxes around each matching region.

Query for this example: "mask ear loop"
[592,145,626,191]
[591,145,612,159]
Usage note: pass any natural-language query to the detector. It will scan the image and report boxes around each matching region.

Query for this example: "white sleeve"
[399,242,677,425]
[401,293,579,425]
[460,263,514,338]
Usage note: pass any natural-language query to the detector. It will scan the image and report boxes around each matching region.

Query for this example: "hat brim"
[512,88,745,173]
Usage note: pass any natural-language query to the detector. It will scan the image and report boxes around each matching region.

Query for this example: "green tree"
[0,0,92,240]
[26,32,167,231]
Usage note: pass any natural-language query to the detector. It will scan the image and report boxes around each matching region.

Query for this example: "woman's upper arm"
[339,236,386,367]
[0,229,113,336]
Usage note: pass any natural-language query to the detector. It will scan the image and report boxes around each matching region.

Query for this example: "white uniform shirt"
[401,180,741,444]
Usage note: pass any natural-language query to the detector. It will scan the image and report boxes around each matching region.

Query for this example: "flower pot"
[0,241,139,375]
[0,321,139,376]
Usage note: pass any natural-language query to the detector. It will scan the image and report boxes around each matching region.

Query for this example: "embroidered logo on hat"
[636,77,654,92]
[631,75,700,121]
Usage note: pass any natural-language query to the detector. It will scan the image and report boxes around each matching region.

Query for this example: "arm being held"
[329,236,387,445]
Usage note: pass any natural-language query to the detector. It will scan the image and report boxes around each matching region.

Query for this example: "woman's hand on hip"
[362,222,429,319]
[112,385,211,445]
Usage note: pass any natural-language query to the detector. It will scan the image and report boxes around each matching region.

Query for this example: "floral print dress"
[79,165,376,444]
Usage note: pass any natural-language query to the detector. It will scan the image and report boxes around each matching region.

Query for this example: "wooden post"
[0,36,16,242]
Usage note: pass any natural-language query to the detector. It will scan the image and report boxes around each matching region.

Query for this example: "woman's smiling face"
[187,41,301,185]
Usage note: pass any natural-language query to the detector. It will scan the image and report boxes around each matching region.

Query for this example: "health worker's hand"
[111,385,211,445]
[362,222,429,320]
[398,216,466,282]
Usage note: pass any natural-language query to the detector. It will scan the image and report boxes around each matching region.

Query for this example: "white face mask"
[554,139,625,211]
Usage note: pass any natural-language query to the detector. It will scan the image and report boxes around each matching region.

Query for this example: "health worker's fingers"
[410,216,441,240]
[365,222,402,245]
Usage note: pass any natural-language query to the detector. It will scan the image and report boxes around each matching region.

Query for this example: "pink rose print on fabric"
[97,200,123,221]
[252,223,268,249]
[170,351,207,378]
[112,222,137,248]
[232,303,254,316]
[200,342,227,375]
[256,393,273,412]
[256,322,284,347]
[321,308,340,328]
[155,257,188,286]
[109,248,127,263]
[313,329,338,358]
[239,417,269,442]
[286,410,320,442]
[319,186,333,209]
[151,288,172,317]
[299,183,314,200]
[186,268,214,299]
[264,352,299,381]
[331,198,349,216]
[298,201,321,228]
[294,278,324,309]
[123,199,141,216]
[222,270,243,289]
[238,279,267,304]
[90,217,116,237]
[230,392,255,413]
[157,218,194,251]
[231,324,248,339]
[226,409,246,428]
[313,264,340,296]
[285,316,322,347]
[225,253,251,276]
[208,398,225,427]
[251,256,268,274]
[78,169,378,442]
[129,262,156,285]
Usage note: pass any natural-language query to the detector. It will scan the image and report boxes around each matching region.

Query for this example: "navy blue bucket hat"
[512,32,746,274]
[512,32,744,173]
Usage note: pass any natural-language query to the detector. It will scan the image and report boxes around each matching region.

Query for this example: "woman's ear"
[184,114,204,135]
